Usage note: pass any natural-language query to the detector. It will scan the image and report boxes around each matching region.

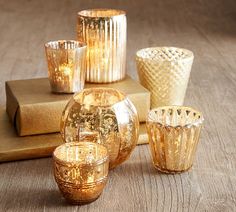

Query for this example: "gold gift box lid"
[6,76,150,136]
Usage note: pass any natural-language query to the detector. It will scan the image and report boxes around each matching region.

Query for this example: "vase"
[61,87,139,169]
[77,9,127,83]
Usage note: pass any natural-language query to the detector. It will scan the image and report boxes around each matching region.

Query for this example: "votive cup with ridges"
[146,106,204,173]
[53,141,109,204]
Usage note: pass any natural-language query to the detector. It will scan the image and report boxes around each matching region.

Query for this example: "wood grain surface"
[0,0,236,211]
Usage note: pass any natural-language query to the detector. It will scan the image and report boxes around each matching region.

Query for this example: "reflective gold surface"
[136,47,194,108]
[53,142,109,204]
[61,88,139,169]
[77,9,127,83]
[45,40,86,93]
[146,106,203,173]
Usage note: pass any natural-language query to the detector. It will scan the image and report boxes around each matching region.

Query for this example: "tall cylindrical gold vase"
[77,9,127,83]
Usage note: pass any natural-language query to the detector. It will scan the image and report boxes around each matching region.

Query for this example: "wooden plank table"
[0,0,236,211]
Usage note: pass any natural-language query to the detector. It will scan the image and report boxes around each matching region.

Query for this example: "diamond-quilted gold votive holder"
[45,40,86,93]
[146,106,204,174]
[53,142,109,204]
[136,47,194,108]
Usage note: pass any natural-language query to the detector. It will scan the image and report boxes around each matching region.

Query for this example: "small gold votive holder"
[77,9,127,83]
[53,141,109,204]
[45,40,86,93]
[146,106,204,173]
[136,47,194,108]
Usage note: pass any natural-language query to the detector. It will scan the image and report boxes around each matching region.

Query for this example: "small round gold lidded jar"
[60,88,139,169]
[146,106,204,174]
[53,142,109,204]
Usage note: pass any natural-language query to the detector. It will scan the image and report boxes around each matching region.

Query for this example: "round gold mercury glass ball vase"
[61,88,139,169]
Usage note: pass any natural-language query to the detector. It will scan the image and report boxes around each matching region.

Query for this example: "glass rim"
[77,8,126,18]
[147,106,204,128]
[45,40,87,50]
[53,141,109,166]
[136,46,194,62]
[73,87,127,107]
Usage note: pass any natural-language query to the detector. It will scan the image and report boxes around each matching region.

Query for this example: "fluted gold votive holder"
[136,47,194,108]
[146,106,204,173]
[77,9,127,83]
[53,142,109,204]
[45,40,86,93]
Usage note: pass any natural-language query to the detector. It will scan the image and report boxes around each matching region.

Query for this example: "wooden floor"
[0,0,236,211]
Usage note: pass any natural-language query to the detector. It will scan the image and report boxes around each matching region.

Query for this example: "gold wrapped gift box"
[0,107,148,162]
[6,76,150,136]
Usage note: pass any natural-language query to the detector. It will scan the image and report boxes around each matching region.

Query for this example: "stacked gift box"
[2,76,150,162]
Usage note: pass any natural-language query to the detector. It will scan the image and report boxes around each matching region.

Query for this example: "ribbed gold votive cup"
[146,106,203,173]
[77,9,127,83]
[136,47,194,108]
[45,40,87,93]
[53,142,109,204]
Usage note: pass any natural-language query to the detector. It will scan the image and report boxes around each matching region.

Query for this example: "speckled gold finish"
[60,88,139,169]
[53,142,109,204]
[146,106,203,173]
[136,47,194,108]
[77,9,127,83]
[45,40,86,93]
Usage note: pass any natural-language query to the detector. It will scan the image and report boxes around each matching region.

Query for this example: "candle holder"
[136,47,194,108]
[60,87,139,169]
[53,141,109,204]
[77,9,127,83]
[146,106,204,173]
[45,40,87,93]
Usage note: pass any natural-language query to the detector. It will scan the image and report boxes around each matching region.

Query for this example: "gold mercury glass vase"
[146,106,204,173]
[136,47,194,108]
[45,40,87,93]
[60,87,139,169]
[53,141,109,204]
[77,9,127,83]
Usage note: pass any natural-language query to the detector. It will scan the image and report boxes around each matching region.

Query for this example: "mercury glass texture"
[53,142,109,204]
[146,106,203,173]
[136,47,194,108]
[61,88,139,169]
[45,40,87,93]
[77,9,127,83]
